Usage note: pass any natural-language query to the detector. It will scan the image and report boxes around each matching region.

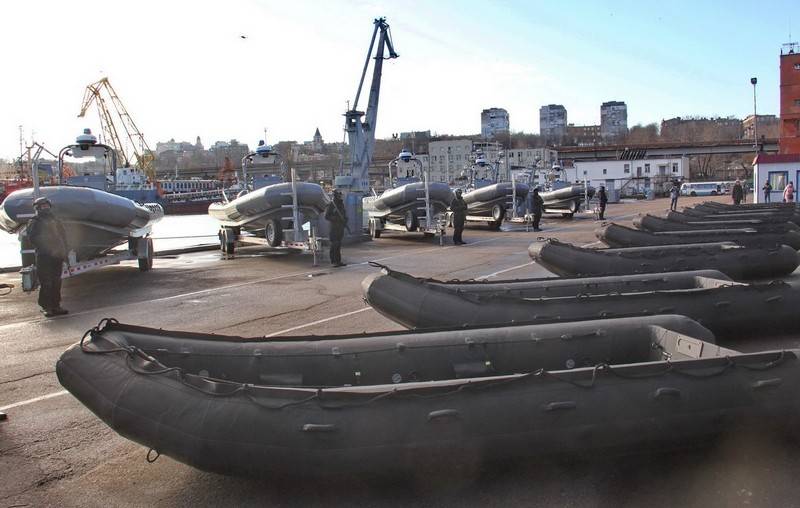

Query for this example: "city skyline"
[1,0,794,159]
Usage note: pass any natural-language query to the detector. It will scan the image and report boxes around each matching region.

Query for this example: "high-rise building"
[539,105,567,142]
[480,108,510,138]
[779,42,800,154]
[600,101,628,140]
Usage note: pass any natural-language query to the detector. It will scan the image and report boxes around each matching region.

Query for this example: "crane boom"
[343,17,398,192]
[78,78,155,179]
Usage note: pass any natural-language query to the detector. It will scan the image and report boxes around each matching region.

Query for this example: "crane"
[77,78,155,179]
[343,17,398,193]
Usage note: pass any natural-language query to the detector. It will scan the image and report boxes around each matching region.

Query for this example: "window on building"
[769,172,788,190]
[624,164,630,174]
[795,63,800,70]
[645,164,650,174]
[795,99,800,107]
[456,155,461,160]
[672,163,679,173]
[602,168,607,175]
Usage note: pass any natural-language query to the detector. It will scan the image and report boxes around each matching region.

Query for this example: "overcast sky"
[1,0,794,159]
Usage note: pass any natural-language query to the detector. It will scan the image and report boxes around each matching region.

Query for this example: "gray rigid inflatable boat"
[0,186,163,260]
[596,223,800,249]
[370,181,454,218]
[361,265,800,339]
[463,182,528,217]
[58,316,800,475]
[528,238,799,280]
[208,182,328,230]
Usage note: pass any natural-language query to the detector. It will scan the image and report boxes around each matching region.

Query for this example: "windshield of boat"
[61,146,115,180]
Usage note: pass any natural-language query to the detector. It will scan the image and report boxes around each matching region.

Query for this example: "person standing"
[450,189,467,245]
[26,197,69,317]
[784,182,795,203]
[669,181,680,211]
[531,187,544,232]
[763,180,773,202]
[324,189,348,267]
[597,186,608,220]
[732,180,744,205]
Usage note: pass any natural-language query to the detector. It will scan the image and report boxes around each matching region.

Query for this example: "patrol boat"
[0,130,163,264]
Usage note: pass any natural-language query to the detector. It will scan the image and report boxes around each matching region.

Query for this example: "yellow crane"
[78,78,155,179]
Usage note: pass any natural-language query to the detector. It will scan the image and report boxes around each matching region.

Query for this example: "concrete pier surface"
[2,195,800,507]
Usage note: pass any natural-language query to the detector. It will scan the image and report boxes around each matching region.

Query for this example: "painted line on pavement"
[264,307,373,338]
[476,262,535,280]
[0,389,68,411]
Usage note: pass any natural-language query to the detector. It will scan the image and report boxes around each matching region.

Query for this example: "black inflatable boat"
[528,238,799,279]
[634,214,799,233]
[58,316,800,475]
[596,223,800,249]
[362,265,800,339]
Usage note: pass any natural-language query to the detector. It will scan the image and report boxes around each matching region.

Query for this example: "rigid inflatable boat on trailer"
[364,150,453,239]
[535,164,595,217]
[58,315,800,475]
[208,141,329,261]
[0,130,163,280]
[455,150,528,229]
[528,238,799,280]
[361,264,800,340]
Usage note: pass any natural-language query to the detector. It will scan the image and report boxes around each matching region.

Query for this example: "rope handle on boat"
[367,261,391,271]
[146,448,160,463]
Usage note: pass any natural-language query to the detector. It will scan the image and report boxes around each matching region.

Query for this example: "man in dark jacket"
[530,187,544,231]
[324,189,348,267]
[597,186,608,220]
[26,197,69,317]
[732,180,744,205]
[450,189,467,245]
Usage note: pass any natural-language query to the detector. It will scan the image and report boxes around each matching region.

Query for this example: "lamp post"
[750,77,758,151]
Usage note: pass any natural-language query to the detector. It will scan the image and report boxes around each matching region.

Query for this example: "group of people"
[762,180,794,203]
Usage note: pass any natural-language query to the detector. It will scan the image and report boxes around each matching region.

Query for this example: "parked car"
[680,182,725,196]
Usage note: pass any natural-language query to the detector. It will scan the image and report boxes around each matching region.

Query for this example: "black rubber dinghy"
[665,210,799,226]
[700,201,798,211]
[528,238,799,280]
[596,223,800,249]
[362,266,800,339]
[634,214,800,234]
[682,207,800,224]
[59,316,800,475]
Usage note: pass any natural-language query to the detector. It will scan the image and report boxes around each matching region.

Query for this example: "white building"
[574,157,689,197]
[481,108,510,138]
[752,153,800,203]
[426,139,473,183]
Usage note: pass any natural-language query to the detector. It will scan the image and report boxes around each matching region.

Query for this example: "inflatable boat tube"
[0,186,163,260]
[208,182,328,230]
[370,182,454,218]
[60,316,800,475]
[634,214,799,234]
[596,223,800,249]
[362,266,800,339]
[682,207,800,224]
[528,238,799,280]
[463,182,528,217]
[539,184,594,212]
[700,201,798,211]
[372,266,731,299]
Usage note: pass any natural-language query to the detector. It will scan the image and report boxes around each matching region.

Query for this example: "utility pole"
[751,77,759,151]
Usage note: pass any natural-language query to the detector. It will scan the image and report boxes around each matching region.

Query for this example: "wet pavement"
[2,195,800,507]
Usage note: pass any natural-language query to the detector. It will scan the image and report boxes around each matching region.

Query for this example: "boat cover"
[58,316,800,475]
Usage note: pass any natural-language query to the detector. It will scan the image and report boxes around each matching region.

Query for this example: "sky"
[0,0,796,159]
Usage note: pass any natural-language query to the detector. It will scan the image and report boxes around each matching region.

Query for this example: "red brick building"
[780,43,800,154]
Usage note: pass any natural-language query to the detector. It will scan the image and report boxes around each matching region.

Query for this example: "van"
[680,182,724,197]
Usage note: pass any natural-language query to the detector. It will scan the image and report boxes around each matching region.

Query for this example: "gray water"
[0,214,220,269]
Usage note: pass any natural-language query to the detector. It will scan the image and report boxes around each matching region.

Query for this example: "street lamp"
[750,77,758,151]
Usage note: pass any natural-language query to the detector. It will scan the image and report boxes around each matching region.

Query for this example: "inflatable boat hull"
[0,186,163,260]
[528,238,799,280]
[634,214,799,234]
[362,266,800,339]
[208,182,328,229]
[539,184,594,213]
[463,182,529,217]
[58,317,800,475]
[596,223,800,249]
[369,182,454,219]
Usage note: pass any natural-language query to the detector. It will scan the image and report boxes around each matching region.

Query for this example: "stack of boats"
[58,200,800,476]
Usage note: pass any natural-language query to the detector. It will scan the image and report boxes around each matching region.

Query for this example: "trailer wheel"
[265,219,283,247]
[405,211,419,232]
[488,220,503,231]
[491,204,505,222]
[220,228,235,254]
[138,238,154,271]
[369,220,382,239]
[561,212,575,219]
